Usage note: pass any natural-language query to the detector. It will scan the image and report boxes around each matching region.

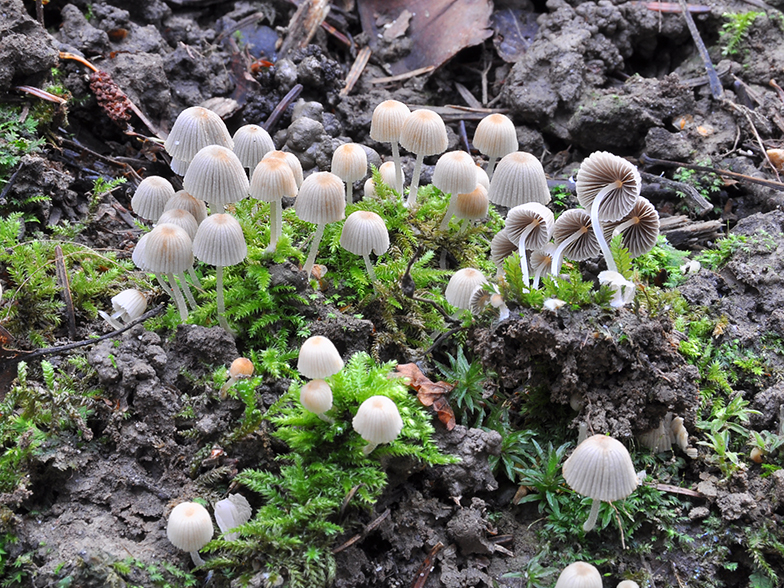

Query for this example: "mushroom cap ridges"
[295,171,346,225]
[432,151,477,196]
[552,208,600,261]
[505,202,554,250]
[165,106,233,162]
[164,190,208,225]
[488,151,550,207]
[143,223,194,274]
[352,395,404,445]
[399,109,448,157]
[233,124,275,169]
[529,242,557,276]
[182,145,250,206]
[263,150,304,187]
[131,176,176,221]
[158,208,199,240]
[454,185,489,219]
[297,335,344,379]
[445,268,488,310]
[490,228,517,267]
[340,210,390,256]
[602,196,660,258]
[300,379,334,414]
[473,113,518,159]
[370,100,411,143]
[192,213,248,267]
[111,289,147,321]
[250,158,298,202]
[166,501,214,553]
[576,151,640,222]
[332,143,368,182]
[562,434,638,502]
[554,562,603,588]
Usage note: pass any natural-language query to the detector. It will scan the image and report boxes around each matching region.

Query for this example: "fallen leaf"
[394,363,456,429]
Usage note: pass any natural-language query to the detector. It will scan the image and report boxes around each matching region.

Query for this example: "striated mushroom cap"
[602,197,660,258]
[250,157,298,203]
[263,150,304,187]
[158,208,199,240]
[182,145,250,207]
[562,434,638,503]
[131,176,176,222]
[299,379,334,415]
[332,143,368,183]
[490,228,518,268]
[166,501,214,554]
[164,190,208,225]
[445,268,488,310]
[530,243,557,278]
[214,494,252,541]
[370,100,411,143]
[399,109,448,157]
[143,223,194,274]
[353,395,404,446]
[488,151,550,207]
[340,210,390,256]
[552,209,600,262]
[473,113,518,160]
[505,202,554,250]
[165,106,233,165]
[233,124,275,170]
[192,213,247,267]
[111,289,147,322]
[554,562,603,588]
[576,151,640,222]
[295,171,346,225]
[432,151,477,196]
[454,184,489,220]
[297,335,344,380]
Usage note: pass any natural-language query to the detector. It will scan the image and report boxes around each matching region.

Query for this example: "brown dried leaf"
[394,363,455,429]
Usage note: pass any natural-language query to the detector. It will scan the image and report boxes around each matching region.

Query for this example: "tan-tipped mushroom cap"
[554,562,603,588]
[454,184,489,220]
[576,151,640,222]
[379,161,398,188]
[111,289,147,322]
[563,434,638,503]
[370,100,411,143]
[166,501,214,554]
[488,151,550,207]
[340,210,390,256]
[352,395,404,446]
[131,176,176,222]
[182,145,250,206]
[263,150,304,187]
[164,190,208,225]
[165,106,233,164]
[602,196,660,258]
[473,113,518,160]
[294,171,346,225]
[616,582,640,588]
[233,124,275,170]
[530,243,557,277]
[250,158,298,203]
[490,228,518,267]
[229,357,254,379]
[300,379,334,415]
[297,335,344,380]
[552,209,600,261]
[432,151,478,196]
[143,224,194,274]
[192,213,247,267]
[132,232,150,271]
[158,208,199,240]
[399,109,448,157]
[445,268,488,310]
[505,202,554,251]
[332,143,368,183]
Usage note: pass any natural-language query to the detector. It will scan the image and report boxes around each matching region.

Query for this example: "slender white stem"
[391,142,403,194]
[216,265,231,333]
[274,199,282,246]
[303,223,326,277]
[346,181,353,206]
[590,184,618,272]
[267,200,280,253]
[363,253,377,283]
[517,224,536,290]
[165,273,189,321]
[190,551,205,567]
[611,217,637,241]
[362,442,378,455]
[406,153,424,207]
[439,196,458,230]
[317,413,334,424]
[208,201,223,215]
[551,230,584,277]
[187,267,202,290]
[583,498,602,532]
[532,265,549,290]
[486,156,498,179]
[178,271,198,311]
[155,273,173,297]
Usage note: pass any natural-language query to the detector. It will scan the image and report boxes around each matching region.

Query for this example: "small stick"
[677,0,723,99]
[263,84,303,133]
[641,154,784,190]
[54,246,77,340]
[339,46,371,97]
[371,66,435,85]
[411,542,444,588]
[458,120,471,153]
[0,162,26,205]
[15,86,67,105]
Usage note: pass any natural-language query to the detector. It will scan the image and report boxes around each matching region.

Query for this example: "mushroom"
[192,213,248,333]
[369,99,411,194]
[488,151,550,208]
[339,210,390,283]
[157,208,203,288]
[445,268,488,311]
[562,434,638,532]
[399,108,448,207]
[602,196,660,258]
[233,124,275,175]
[141,223,198,321]
[530,243,557,289]
[470,285,509,321]
[249,157,298,253]
[299,379,334,423]
[294,171,346,278]
[472,113,517,179]
[554,562,603,588]
[505,202,554,289]
[617,582,640,588]
[214,494,252,541]
[452,184,489,230]
[297,335,344,380]
[99,288,147,330]
[131,176,175,222]
[165,106,233,176]
[432,150,479,230]
[332,143,368,205]
[352,395,404,455]
[164,190,208,225]
[166,501,214,566]
[490,228,518,278]
[263,149,304,187]
[219,357,255,399]
[598,270,636,308]
[182,145,250,214]
[550,208,600,277]
[575,151,640,272]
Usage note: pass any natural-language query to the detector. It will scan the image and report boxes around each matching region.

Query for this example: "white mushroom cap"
[562,434,638,502]
[363,177,377,199]
[332,143,368,183]
[505,202,555,251]
[171,157,190,176]
[576,151,640,222]
[473,113,518,159]
[131,176,176,222]
[340,211,390,256]
[445,268,488,310]
[300,379,334,415]
[263,150,304,187]
[370,100,411,143]
[143,223,194,274]
[432,150,477,196]
[132,232,150,271]
[598,270,636,308]
[192,213,247,267]
[166,501,214,554]
[158,208,199,240]
[454,185,489,220]
[616,582,640,588]
[214,494,252,541]
[475,165,490,191]
[165,106,233,163]
[294,171,346,225]
[399,109,448,157]
[490,228,517,268]
[554,562,603,588]
[233,124,275,170]
[488,151,550,207]
[111,289,147,322]
[182,145,250,206]
[379,161,398,188]
[164,190,208,225]
[352,395,404,446]
[250,158,298,203]
[297,335,344,379]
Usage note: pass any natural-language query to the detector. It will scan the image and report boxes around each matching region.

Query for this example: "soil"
[2,0,784,586]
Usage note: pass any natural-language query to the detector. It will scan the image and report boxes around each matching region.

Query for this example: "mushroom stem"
[267,200,281,253]
[532,266,547,290]
[188,267,203,290]
[346,181,354,207]
[583,498,602,532]
[362,442,378,455]
[178,272,199,311]
[516,224,537,290]
[551,228,586,277]
[362,253,377,283]
[486,156,499,179]
[390,142,403,194]
[155,273,173,297]
[190,551,205,567]
[166,273,189,321]
[406,153,425,208]
[590,182,622,272]
[317,413,335,424]
[216,265,231,333]
[303,223,326,277]
[98,311,124,330]
[439,196,459,230]
[611,217,638,239]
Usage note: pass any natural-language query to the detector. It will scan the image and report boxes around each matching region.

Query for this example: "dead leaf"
[489,7,539,63]
[394,363,456,429]
[383,9,413,41]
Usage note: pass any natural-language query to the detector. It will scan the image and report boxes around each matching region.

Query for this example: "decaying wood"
[639,171,713,216]
[278,0,331,58]
[340,46,371,97]
[658,215,725,249]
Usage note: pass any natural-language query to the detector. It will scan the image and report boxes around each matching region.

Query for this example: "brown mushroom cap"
[445,268,488,310]
[554,562,603,588]
[562,434,638,503]
[576,151,640,222]
[432,151,478,196]
[166,501,214,554]
[488,151,551,207]
[352,395,404,446]
[297,335,344,380]
[229,357,254,379]
[399,109,448,157]
[454,185,489,220]
[164,190,208,225]
[233,124,275,170]
[370,100,411,143]
[182,145,250,207]
[332,143,368,183]
[552,209,600,262]
[340,210,390,256]
[473,113,518,159]
[250,158,298,203]
[132,176,176,222]
[192,213,247,267]
[165,106,233,164]
[505,202,554,251]
[602,196,660,257]
[295,171,346,225]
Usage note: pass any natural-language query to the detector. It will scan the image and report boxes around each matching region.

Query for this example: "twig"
[54,246,77,340]
[15,86,67,105]
[278,0,331,58]
[263,84,303,133]
[454,82,482,109]
[331,508,390,554]
[0,162,26,205]
[677,0,723,99]
[458,120,471,153]
[371,66,436,85]
[640,153,784,190]
[724,99,782,181]
[639,170,712,216]
[411,542,444,588]
[609,502,627,550]
[339,46,371,97]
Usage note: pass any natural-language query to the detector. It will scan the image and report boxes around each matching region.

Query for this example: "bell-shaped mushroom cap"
[370,99,411,143]
[192,213,247,267]
[445,268,488,310]
[295,171,346,225]
[171,157,190,176]
[143,223,194,274]
[602,197,659,258]
[131,176,176,222]
[379,161,398,188]
[616,582,640,588]
[183,145,250,206]
[233,124,275,170]
[111,289,147,322]
[263,150,304,187]
[250,158,298,203]
[332,143,368,183]
[530,242,557,277]
[340,210,390,256]
[562,434,638,502]
[454,185,489,220]
[158,208,199,240]
[637,412,675,453]
[352,395,404,445]
[554,562,603,588]
[132,233,150,271]
[297,335,344,379]
[475,165,490,191]
[473,113,518,160]
[488,151,550,207]
[576,151,640,222]
[490,228,518,267]
[300,379,334,414]
[165,106,233,163]
[164,190,208,225]
[432,151,477,196]
[229,357,254,379]
[552,209,600,261]
[505,202,554,250]
[214,494,252,541]
[399,109,448,157]
[166,501,214,553]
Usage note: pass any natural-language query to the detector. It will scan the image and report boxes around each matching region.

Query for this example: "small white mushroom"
[297,336,344,380]
[352,395,404,455]
[214,494,252,541]
[166,501,214,566]
[300,379,334,422]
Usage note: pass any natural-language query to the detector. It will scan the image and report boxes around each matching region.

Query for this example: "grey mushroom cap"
[340,210,390,256]
[575,151,640,222]
[602,196,660,257]
[214,494,252,541]
[192,213,247,267]
[530,242,557,276]
[131,176,176,222]
[562,434,638,502]
[142,223,194,274]
[165,106,233,163]
[233,124,275,170]
[399,109,448,157]
[473,113,518,159]
[552,209,600,261]
[488,151,551,207]
[182,145,250,206]
[445,268,488,310]
[505,202,555,250]
[432,151,478,196]
[490,228,518,267]
[295,171,346,225]
[369,100,411,143]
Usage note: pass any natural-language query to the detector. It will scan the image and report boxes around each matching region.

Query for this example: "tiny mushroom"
[294,171,346,277]
[602,196,660,258]
[142,223,198,321]
[432,150,479,230]
[369,99,411,194]
[617,582,640,588]
[299,379,334,423]
[165,106,233,175]
[352,395,404,455]
[550,208,600,277]
[219,357,255,398]
[399,108,448,207]
[332,142,368,205]
[250,157,298,253]
[598,270,636,308]
[339,210,390,282]
[554,562,603,588]
[472,113,518,178]
[445,268,488,311]
[297,335,344,380]
[505,202,554,289]
[166,501,214,566]
[233,124,275,174]
[452,184,489,227]
[214,494,252,541]
[529,242,557,289]
[99,288,147,330]
[131,176,175,222]
[182,145,250,214]
[488,151,550,208]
